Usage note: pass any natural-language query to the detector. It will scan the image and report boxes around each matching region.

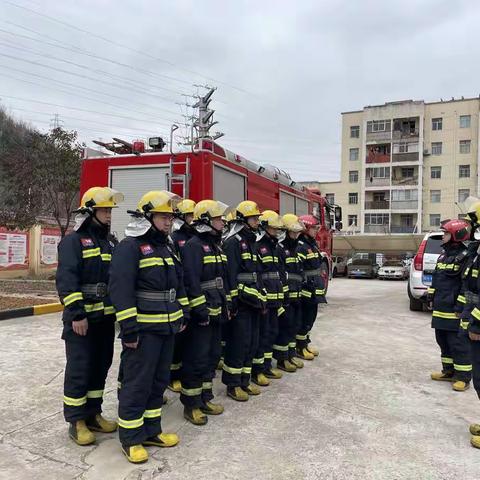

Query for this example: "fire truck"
[80,136,341,286]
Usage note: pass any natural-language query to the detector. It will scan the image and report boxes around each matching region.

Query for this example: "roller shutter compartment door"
[213,165,246,207]
[279,191,295,215]
[110,167,168,240]
[295,197,309,216]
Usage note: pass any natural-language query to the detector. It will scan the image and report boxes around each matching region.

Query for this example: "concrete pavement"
[0,278,479,479]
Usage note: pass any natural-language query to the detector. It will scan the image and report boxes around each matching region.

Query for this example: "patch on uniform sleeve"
[241,241,248,251]
[140,244,154,255]
[260,246,268,254]
[202,245,211,252]
[81,238,94,247]
[178,240,186,247]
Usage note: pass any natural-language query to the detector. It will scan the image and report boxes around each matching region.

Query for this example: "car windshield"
[383,261,402,267]
[425,236,443,254]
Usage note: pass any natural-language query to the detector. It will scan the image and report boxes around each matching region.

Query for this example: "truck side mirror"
[334,206,342,222]
[335,221,343,231]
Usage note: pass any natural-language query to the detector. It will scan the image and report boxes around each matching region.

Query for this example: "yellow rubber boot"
[86,414,117,433]
[471,435,480,449]
[183,407,208,425]
[452,381,470,391]
[277,360,297,373]
[122,444,148,463]
[470,424,480,436]
[296,348,314,361]
[290,357,304,369]
[243,383,261,396]
[252,373,270,386]
[265,368,283,379]
[69,420,96,446]
[307,344,319,356]
[143,432,180,447]
[200,401,224,415]
[430,372,454,382]
[227,386,249,402]
[167,380,182,393]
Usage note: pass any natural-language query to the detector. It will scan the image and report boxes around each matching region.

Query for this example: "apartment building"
[312,98,479,234]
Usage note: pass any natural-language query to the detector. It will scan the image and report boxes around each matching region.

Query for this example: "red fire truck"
[80,137,341,285]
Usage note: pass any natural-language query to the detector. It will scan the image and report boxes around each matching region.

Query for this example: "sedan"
[378,261,408,280]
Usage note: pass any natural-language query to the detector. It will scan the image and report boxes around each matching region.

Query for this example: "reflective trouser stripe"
[118,417,144,429]
[273,344,289,352]
[104,306,115,315]
[170,362,182,371]
[87,390,103,399]
[242,367,252,374]
[277,307,285,316]
[252,357,264,364]
[264,352,273,359]
[441,357,454,364]
[454,364,473,372]
[181,387,203,396]
[460,320,469,330]
[296,334,307,340]
[289,342,297,348]
[222,364,243,374]
[432,311,457,319]
[202,382,213,390]
[144,408,162,419]
[63,395,87,406]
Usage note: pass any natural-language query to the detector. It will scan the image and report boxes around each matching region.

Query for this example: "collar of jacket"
[239,225,257,243]
[143,228,168,246]
[299,233,316,248]
[80,217,109,240]
[281,235,298,250]
[198,231,221,245]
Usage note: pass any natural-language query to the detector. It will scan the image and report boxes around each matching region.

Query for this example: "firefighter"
[252,210,285,385]
[109,191,189,464]
[296,215,326,360]
[168,199,196,393]
[222,200,265,401]
[180,200,232,425]
[274,213,305,372]
[428,219,471,392]
[56,186,124,446]
[460,200,480,448]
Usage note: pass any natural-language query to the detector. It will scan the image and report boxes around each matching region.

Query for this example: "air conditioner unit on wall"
[423,149,430,155]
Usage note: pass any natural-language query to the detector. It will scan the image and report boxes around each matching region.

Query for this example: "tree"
[35,127,84,237]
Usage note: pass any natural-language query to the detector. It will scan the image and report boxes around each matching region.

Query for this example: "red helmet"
[440,219,471,242]
[299,215,320,229]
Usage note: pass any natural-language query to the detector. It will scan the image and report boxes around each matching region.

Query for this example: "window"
[349,170,358,183]
[393,142,419,154]
[431,166,442,179]
[392,190,418,201]
[430,190,441,203]
[401,167,414,178]
[459,164,470,178]
[365,213,389,225]
[366,120,391,133]
[431,142,442,155]
[430,214,441,227]
[460,140,471,154]
[458,189,470,203]
[350,126,360,138]
[349,148,359,161]
[460,115,471,128]
[432,118,443,130]
[348,193,358,205]
[325,193,335,204]
[371,166,389,178]
[348,215,358,226]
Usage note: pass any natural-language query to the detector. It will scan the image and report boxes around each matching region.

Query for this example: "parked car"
[378,261,408,280]
[347,258,379,279]
[408,231,443,311]
[332,256,347,277]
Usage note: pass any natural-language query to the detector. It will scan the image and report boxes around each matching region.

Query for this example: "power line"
[2,0,258,97]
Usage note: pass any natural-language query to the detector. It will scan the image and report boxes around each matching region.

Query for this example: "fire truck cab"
[80,137,340,284]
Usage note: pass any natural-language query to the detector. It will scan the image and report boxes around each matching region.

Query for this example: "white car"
[378,261,408,280]
[332,256,347,277]
[408,231,443,311]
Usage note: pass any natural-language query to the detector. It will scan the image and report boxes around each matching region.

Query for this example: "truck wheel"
[407,281,423,311]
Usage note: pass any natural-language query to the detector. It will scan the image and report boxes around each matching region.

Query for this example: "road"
[0,278,479,480]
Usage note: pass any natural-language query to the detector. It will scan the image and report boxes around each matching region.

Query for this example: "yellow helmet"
[260,210,283,229]
[80,187,124,209]
[466,196,480,226]
[176,199,196,215]
[225,210,237,223]
[282,213,304,232]
[194,200,233,221]
[136,190,180,214]
[236,200,261,220]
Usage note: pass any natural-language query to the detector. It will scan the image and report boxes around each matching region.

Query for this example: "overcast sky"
[1,0,479,181]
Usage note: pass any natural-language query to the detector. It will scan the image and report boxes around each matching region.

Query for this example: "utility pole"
[192,87,224,141]
[50,113,63,130]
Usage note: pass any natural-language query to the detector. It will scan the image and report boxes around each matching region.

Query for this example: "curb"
[0,303,63,321]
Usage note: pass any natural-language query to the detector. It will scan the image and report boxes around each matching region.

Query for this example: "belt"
[136,289,177,302]
[237,272,257,282]
[200,277,224,290]
[81,282,107,298]
[286,273,303,283]
[304,268,321,278]
[261,272,280,280]
[465,290,480,304]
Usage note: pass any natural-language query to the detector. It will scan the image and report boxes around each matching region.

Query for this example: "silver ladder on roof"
[166,124,191,198]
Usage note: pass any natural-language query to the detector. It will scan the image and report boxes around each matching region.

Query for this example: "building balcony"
[391,200,418,210]
[365,177,390,187]
[366,131,392,143]
[390,225,416,233]
[366,153,391,164]
[364,224,390,233]
[392,152,419,163]
[392,175,418,186]
[365,200,390,210]
[392,129,419,141]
